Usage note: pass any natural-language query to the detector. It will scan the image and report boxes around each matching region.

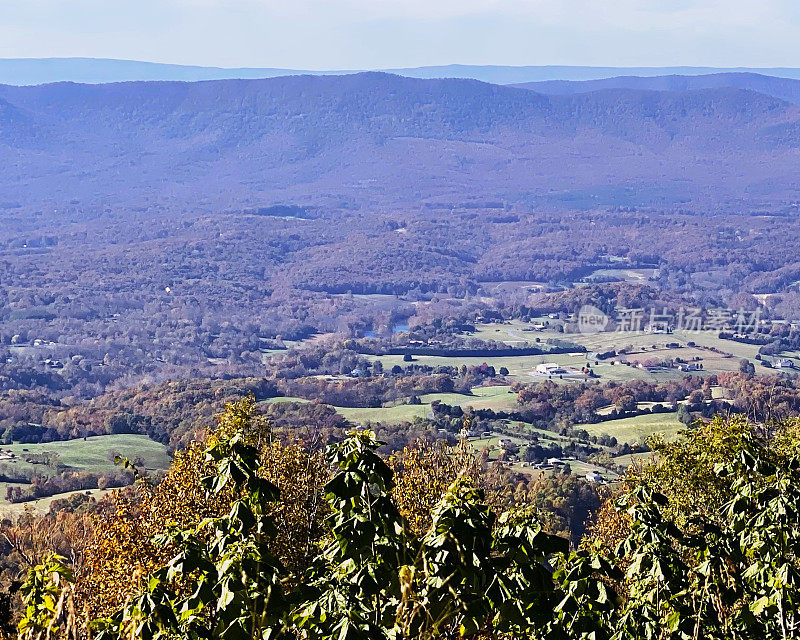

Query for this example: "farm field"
[767,351,800,366]
[574,412,684,444]
[613,451,657,469]
[467,320,559,346]
[464,432,620,481]
[368,352,591,383]
[334,386,518,425]
[467,433,531,451]
[461,321,764,384]
[333,403,431,425]
[0,434,171,513]
[596,400,683,416]
[670,330,761,360]
[419,385,518,411]
[265,387,518,425]
[0,487,110,516]
[582,268,657,283]
[565,459,620,479]
[0,434,170,475]
[264,396,311,404]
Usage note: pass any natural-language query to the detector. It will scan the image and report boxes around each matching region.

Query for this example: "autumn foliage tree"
[12,400,800,639]
[75,397,329,622]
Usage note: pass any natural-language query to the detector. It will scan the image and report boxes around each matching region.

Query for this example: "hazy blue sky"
[0,0,798,69]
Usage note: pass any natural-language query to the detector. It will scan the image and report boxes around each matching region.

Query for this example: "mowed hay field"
[574,412,684,444]
[0,434,171,513]
[333,403,431,425]
[0,434,170,474]
[0,487,110,516]
[320,386,520,426]
[420,385,519,411]
[368,353,592,383]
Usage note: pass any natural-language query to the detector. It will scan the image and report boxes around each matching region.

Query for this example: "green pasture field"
[546,325,759,361]
[566,459,620,479]
[670,330,761,360]
[264,388,518,427]
[264,396,311,404]
[582,268,656,283]
[333,403,431,425]
[368,353,591,384]
[466,432,620,480]
[419,385,518,411]
[467,320,558,346]
[0,434,170,475]
[573,413,684,444]
[765,351,800,366]
[467,433,530,451]
[596,400,686,416]
[612,451,657,469]
[0,434,170,513]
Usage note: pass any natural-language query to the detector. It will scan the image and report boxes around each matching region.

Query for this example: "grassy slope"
[333,403,431,424]
[574,412,684,443]
[420,385,519,411]
[265,386,520,426]
[0,487,110,517]
[0,434,170,512]
[0,434,170,474]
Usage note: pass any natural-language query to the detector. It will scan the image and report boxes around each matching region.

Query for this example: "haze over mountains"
[7,57,800,86]
[1,72,800,217]
[515,72,800,105]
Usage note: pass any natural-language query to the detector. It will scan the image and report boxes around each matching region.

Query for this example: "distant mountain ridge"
[1,72,799,214]
[0,58,338,86]
[514,72,800,105]
[6,57,800,86]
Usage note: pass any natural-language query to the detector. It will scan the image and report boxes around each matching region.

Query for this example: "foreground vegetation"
[0,397,798,639]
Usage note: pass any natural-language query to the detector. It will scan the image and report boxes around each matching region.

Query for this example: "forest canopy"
[2,397,800,639]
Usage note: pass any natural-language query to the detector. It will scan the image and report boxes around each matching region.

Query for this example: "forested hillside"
[514,71,800,104]
[1,73,800,211]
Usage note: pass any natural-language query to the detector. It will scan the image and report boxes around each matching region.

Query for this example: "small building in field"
[644,323,669,334]
[536,363,566,375]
